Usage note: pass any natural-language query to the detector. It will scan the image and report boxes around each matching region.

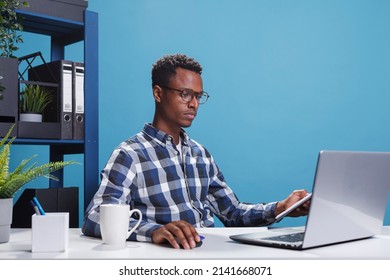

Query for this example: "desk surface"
[1,227,390,259]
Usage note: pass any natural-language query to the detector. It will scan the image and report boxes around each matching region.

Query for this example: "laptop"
[230,150,390,250]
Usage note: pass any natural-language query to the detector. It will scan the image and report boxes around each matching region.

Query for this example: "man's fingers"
[151,220,199,249]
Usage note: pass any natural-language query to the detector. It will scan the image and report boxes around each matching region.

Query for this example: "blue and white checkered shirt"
[82,124,277,242]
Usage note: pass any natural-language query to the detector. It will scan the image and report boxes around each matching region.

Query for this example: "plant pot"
[19,113,43,122]
[0,198,13,243]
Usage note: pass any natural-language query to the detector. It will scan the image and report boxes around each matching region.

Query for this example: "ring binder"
[73,62,84,140]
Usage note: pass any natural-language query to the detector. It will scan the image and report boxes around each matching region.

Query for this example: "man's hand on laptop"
[275,189,311,217]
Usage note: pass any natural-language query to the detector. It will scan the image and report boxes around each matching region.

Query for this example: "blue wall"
[13,0,390,227]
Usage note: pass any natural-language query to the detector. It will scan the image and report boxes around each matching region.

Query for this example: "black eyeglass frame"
[160,85,209,104]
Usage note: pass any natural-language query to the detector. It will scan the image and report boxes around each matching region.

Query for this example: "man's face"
[155,67,203,129]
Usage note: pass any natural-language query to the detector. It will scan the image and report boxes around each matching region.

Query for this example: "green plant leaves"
[0,125,78,198]
[19,84,54,113]
[0,0,29,58]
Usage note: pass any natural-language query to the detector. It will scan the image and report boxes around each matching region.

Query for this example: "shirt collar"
[142,123,190,146]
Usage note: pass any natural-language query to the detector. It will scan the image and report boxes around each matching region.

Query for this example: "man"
[82,54,309,249]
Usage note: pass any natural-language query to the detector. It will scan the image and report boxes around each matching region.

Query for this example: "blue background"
[12,0,390,227]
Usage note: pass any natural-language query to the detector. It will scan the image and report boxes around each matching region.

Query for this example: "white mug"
[99,204,142,245]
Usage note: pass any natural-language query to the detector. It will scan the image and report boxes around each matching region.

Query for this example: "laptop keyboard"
[263,232,305,243]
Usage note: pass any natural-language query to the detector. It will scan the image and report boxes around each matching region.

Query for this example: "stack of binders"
[28,60,85,140]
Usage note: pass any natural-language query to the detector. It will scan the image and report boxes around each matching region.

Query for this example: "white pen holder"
[31,213,69,253]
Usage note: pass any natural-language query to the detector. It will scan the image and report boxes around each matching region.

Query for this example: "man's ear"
[153,85,163,103]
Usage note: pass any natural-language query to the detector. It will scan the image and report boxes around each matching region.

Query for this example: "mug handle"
[126,209,142,239]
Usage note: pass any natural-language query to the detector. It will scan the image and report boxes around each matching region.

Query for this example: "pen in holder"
[31,212,69,253]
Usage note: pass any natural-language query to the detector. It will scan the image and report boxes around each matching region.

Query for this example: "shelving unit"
[12,8,99,214]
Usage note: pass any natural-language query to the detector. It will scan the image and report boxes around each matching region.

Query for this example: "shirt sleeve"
[205,155,278,227]
[81,147,161,242]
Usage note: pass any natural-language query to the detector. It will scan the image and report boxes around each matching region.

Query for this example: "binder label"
[62,64,73,113]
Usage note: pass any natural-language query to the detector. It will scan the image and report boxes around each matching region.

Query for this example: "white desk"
[1,227,390,259]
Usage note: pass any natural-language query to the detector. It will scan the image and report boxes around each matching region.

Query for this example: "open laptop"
[230,150,390,250]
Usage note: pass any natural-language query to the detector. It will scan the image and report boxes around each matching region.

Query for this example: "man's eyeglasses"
[160,85,209,104]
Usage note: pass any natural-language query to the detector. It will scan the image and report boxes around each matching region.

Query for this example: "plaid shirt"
[82,124,277,242]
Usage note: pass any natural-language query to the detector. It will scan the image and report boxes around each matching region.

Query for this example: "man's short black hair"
[152,54,202,87]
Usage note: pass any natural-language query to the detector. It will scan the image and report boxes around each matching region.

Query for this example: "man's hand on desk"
[151,220,202,250]
[275,189,311,217]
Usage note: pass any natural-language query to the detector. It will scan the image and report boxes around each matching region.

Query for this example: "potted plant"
[0,125,77,243]
[19,84,53,122]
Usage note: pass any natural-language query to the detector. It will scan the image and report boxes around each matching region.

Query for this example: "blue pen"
[29,200,40,215]
[32,197,46,215]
